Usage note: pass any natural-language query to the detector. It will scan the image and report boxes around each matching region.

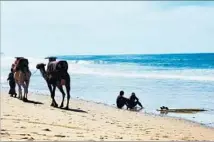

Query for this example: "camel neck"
[39,68,47,80]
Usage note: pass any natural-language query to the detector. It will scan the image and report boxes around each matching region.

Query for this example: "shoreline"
[1,90,214,141]
[1,87,214,130]
[37,93,214,130]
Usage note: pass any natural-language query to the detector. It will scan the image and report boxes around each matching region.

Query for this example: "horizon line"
[53,52,214,57]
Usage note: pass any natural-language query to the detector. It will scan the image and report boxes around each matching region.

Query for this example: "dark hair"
[131,92,135,96]
[119,90,124,96]
[10,68,13,72]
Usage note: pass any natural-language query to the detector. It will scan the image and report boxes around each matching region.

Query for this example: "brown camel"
[36,57,71,109]
[13,57,31,101]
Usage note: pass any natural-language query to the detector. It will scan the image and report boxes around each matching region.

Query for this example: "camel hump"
[47,60,68,73]
[57,61,68,72]
[18,58,29,66]
[13,57,29,72]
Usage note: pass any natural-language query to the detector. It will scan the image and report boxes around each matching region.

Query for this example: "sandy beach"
[1,91,214,141]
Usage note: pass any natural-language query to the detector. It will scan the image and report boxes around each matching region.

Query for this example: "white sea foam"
[1,56,214,82]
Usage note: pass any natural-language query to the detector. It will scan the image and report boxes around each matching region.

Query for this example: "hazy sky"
[1,1,214,57]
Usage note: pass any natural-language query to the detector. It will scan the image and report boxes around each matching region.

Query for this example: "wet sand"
[1,92,214,141]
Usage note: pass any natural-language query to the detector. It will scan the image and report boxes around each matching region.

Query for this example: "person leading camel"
[7,68,17,97]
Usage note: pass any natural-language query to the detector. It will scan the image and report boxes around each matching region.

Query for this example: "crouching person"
[127,92,143,110]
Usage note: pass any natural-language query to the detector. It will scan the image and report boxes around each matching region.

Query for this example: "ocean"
[1,53,214,127]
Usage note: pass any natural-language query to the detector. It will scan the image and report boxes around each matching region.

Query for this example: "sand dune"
[1,92,214,141]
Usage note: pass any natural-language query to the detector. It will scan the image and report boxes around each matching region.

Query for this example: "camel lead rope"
[31,69,38,76]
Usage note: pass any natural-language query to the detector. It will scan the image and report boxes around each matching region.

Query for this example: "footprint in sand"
[55,134,66,138]
[182,137,190,140]
[32,132,47,136]
[115,136,123,139]
[145,131,150,134]
[4,114,11,116]
[77,135,84,137]
[1,132,10,136]
[21,137,34,140]
[43,128,51,132]
[20,134,31,136]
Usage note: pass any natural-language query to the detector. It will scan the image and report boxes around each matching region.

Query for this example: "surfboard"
[156,108,207,113]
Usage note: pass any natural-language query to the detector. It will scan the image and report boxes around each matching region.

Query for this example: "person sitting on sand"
[127,92,143,109]
[116,90,129,109]
[7,68,17,97]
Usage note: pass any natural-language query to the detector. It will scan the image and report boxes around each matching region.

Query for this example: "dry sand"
[1,92,214,141]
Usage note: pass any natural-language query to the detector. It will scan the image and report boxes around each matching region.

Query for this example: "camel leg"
[24,72,31,101]
[51,85,58,107]
[24,80,30,101]
[17,84,22,100]
[48,84,55,107]
[47,84,53,104]
[57,85,66,108]
[20,83,25,101]
[65,83,71,110]
[22,83,28,101]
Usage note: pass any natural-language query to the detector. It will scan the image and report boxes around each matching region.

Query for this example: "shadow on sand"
[129,107,143,112]
[56,107,88,113]
[12,96,87,113]
[21,98,44,105]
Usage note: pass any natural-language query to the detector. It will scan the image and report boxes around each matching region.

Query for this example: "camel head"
[36,63,46,74]
[36,63,46,70]
[36,63,47,80]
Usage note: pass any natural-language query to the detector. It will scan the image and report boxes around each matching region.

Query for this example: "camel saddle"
[47,61,68,74]
[12,57,29,72]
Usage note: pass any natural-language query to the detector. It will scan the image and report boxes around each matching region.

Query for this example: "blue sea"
[1,53,214,127]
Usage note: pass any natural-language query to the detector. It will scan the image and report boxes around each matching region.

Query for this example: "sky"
[1,1,214,57]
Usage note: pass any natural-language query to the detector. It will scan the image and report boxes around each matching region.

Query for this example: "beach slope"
[1,92,214,141]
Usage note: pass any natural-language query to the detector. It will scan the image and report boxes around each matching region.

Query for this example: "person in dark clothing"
[116,90,129,109]
[7,68,17,97]
[127,92,143,109]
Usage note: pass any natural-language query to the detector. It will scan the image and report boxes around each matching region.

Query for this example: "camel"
[36,57,71,109]
[12,57,31,101]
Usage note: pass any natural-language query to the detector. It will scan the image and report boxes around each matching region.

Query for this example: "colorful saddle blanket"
[47,60,68,73]
[12,57,29,72]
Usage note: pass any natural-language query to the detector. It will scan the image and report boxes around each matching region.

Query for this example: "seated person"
[116,90,129,109]
[127,92,143,109]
